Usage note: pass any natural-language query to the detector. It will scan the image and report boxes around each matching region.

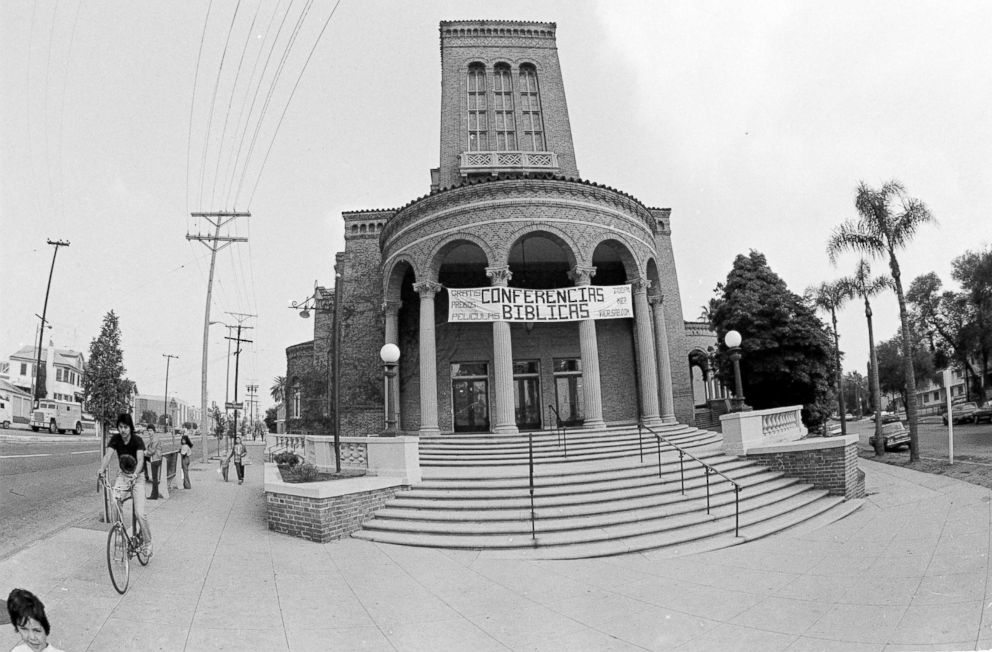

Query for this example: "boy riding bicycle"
[97,413,152,558]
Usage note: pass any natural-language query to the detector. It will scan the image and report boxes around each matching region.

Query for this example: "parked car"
[869,421,911,451]
[881,411,900,424]
[942,402,979,425]
[973,402,992,424]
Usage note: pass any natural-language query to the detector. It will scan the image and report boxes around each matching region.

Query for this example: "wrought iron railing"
[546,404,567,457]
[638,424,743,537]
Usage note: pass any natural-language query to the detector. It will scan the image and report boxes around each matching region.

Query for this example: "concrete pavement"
[2,449,992,651]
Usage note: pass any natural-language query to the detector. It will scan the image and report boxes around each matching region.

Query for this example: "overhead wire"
[197,0,243,211]
[186,0,214,217]
[245,0,342,208]
[208,0,263,210]
[234,0,313,207]
[223,0,285,209]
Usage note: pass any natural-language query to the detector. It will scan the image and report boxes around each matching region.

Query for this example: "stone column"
[570,266,606,429]
[383,300,402,431]
[632,279,662,427]
[649,293,677,424]
[486,267,518,434]
[413,282,441,436]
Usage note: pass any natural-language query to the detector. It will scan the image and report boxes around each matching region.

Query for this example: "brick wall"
[266,486,406,543]
[746,440,865,499]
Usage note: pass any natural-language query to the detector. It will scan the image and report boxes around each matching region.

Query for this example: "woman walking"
[225,437,249,485]
[179,434,193,489]
[146,425,163,499]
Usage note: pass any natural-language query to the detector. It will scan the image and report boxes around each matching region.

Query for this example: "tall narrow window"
[519,64,545,151]
[467,64,488,151]
[493,64,516,151]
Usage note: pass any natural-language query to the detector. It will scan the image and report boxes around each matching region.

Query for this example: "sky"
[2,1,990,418]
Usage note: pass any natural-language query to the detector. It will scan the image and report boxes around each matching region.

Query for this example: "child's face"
[16,617,48,651]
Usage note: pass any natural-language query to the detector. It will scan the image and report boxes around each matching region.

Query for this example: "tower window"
[493,64,516,151]
[467,64,488,151]
[519,64,545,151]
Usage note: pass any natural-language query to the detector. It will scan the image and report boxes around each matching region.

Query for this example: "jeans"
[234,461,245,482]
[149,460,162,499]
[114,474,151,543]
[181,454,191,489]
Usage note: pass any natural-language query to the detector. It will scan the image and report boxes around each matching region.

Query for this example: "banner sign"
[448,285,633,322]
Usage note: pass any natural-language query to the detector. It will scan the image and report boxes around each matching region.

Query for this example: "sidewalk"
[2,453,992,651]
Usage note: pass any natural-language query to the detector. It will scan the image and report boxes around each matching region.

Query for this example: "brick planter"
[264,463,409,543]
[745,435,865,499]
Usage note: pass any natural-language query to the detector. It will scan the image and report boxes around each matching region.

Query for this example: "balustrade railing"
[459,150,560,174]
[638,424,743,537]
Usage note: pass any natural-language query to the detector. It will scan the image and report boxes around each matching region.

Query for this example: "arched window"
[467,63,488,151]
[290,381,301,419]
[519,64,545,151]
[493,63,516,150]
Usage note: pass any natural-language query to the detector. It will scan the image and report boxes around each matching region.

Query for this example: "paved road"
[0,434,104,561]
[842,416,992,462]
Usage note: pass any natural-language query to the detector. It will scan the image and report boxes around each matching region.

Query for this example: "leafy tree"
[82,311,134,440]
[842,370,868,417]
[875,333,936,412]
[270,375,286,403]
[806,279,854,435]
[140,409,157,426]
[951,247,992,403]
[827,180,935,461]
[846,259,891,455]
[182,421,197,431]
[709,251,837,429]
[264,406,278,433]
[210,405,226,439]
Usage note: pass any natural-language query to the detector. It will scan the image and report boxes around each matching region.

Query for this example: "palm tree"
[270,375,286,404]
[845,259,892,456]
[807,280,854,435]
[827,180,935,461]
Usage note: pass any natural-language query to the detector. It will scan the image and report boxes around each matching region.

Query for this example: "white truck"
[30,399,83,434]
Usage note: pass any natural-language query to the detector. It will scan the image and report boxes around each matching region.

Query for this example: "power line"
[186,0,215,218]
[246,0,342,207]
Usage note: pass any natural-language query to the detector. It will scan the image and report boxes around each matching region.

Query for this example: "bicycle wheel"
[134,518,150,566]
[107,523,130,594]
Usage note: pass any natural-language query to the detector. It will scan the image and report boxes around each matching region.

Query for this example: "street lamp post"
[725,330,746,412]
[380,344,400,437]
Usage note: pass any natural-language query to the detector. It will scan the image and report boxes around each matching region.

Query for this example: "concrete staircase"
[351,424,863,559]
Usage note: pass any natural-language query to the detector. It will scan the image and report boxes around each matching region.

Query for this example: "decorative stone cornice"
[485,266,513,286]
[380,176,657,247]
[568,265,597,286]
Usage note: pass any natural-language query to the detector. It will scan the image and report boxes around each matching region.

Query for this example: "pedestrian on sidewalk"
[146,425,163,500]
[6,588,64,652]
[179,433,193,489]
[225,436,249,485]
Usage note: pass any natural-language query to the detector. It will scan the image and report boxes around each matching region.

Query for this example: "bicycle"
[98,474,150,594]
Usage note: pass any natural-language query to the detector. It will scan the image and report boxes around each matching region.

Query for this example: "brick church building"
[286,20,718,438]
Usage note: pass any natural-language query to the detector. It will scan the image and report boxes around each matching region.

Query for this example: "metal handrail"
[546,404,567,457]
[527,431,537,546]
[638,423,743,537]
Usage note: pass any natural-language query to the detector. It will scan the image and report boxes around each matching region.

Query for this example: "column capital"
[648,292,665,307]
[381,300,402,316]
[568,265,597,286]
[413,281,442,298]
[631,277,652,295]
[485,266,513,286]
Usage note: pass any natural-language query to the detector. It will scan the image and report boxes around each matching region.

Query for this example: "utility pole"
[162,354,178,444]
[187,212,248,462]
[246,383,259,439]
[33,239,70,405]
[225,321,253,447]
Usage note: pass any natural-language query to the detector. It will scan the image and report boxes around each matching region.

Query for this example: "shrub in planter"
[273,451,301,467]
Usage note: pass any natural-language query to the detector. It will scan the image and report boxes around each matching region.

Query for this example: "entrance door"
[513,360,542,430]
[452,362,490,432]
